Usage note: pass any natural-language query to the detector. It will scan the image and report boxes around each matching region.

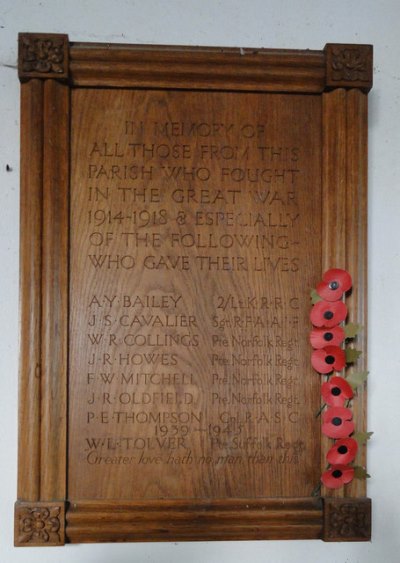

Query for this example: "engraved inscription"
[69,90,322,499]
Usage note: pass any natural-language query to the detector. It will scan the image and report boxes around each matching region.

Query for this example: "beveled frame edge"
[16,33,372,545]
[321,88,369,503]
[16,35,69,547]
[65,499,323,542]
[18,33,373,92]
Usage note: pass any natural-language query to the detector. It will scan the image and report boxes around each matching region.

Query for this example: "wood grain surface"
[16,35,371,544]
[69,89,322,500]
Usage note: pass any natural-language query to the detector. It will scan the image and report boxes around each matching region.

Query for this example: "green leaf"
[345,348,362,364]
[353,431,373,446]
[346,371,369,390]
[353,465,371,480]
[310,289,322,305]
[344,322,363,339]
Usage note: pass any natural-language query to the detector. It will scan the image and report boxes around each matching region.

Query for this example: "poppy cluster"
[310,268,356,489]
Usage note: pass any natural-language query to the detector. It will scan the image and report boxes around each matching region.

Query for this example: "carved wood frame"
[15,33,372,546]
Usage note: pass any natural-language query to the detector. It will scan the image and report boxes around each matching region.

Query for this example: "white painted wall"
[1,1,399,561]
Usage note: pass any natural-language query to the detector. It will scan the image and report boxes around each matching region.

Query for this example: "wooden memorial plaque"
[16,34,372,545]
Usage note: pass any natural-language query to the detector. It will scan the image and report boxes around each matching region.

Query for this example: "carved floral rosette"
[15,503,65,546]
[18,33,69,80]
[324,498,371,541]
[325,43,373,91]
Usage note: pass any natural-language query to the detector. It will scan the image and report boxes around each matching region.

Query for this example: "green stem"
[311,482,322,497]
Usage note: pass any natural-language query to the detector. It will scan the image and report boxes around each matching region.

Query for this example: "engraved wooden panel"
[16,34,372,544]
[69,89,322,500]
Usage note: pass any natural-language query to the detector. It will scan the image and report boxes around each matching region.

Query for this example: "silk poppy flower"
[311,346,346,374]
[310,300,347,328]
[316,269,352,302]
[310,326,345,349]
[321,464,354,489]
[322,406,354,438]
[326,437,358,465]
[321,376,354,406]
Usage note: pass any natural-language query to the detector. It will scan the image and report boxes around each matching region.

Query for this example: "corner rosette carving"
[324,498,371,541]
[18,33,69,81]
[325,44,373,91]
[331,47,369,82]
[17,505,62,545]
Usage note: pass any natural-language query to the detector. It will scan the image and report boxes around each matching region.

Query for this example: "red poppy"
[316,269,352,302]
[322,406,354,438]
[326,438,358,465]
[321,464,354,489]
[310,326,345,349]
[310,300,347,328]
[321,376,354,406]
[311,346,346,374]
